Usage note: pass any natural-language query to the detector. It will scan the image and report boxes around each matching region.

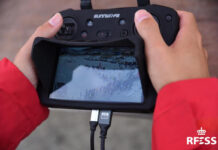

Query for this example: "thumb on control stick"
[134,10,168,55]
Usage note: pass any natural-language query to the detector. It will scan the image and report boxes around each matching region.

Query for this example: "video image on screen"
[49,46,143,103]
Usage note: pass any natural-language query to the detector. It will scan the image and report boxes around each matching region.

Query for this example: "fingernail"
[49,13,62,26]
[135,10,150,23]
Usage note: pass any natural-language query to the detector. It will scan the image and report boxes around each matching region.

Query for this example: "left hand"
[14,13,63,88]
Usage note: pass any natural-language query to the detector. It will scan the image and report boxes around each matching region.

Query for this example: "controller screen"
[49,47,143,103]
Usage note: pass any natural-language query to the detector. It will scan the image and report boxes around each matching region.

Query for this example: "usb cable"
[89,110,113,150]
[90,110,99,150]
[98,110,113,150]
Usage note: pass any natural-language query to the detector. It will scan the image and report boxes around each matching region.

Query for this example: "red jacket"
[0,58,217,150]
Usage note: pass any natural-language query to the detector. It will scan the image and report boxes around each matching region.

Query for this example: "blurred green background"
[0,0,217,150]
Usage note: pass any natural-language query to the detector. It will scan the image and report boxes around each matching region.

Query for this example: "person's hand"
[134,10,210,92]
[14,13,63,88]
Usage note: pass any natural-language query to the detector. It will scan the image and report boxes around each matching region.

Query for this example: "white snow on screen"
[49,65,143,103]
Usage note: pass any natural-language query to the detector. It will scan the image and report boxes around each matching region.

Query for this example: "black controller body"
[55,5,179,44]
[32,5,179,113]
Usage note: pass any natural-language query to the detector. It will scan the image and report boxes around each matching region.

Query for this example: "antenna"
[80,0,150,9]
[137,0,150,7]
[81,0,92,9]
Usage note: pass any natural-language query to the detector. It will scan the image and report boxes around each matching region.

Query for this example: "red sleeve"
[152,78,218,150]
[0,58,49,150]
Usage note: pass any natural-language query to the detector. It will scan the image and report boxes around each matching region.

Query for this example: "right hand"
[134,10,210,92]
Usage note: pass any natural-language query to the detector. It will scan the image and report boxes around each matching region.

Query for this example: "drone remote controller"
[32,2,179,113]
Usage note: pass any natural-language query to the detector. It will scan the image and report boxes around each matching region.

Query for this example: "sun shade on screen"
[49,46,143,103]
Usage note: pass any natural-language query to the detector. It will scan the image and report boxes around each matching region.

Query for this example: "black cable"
[90,124,97,150]
[90,110,99,150]
[98,110,112,150]
[100,136,106,150]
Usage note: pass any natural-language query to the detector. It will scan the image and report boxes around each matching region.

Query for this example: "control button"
[97,31,108,39]
[81,31,88,38]
[120,30,128,37]
[119,19,126,25]
[166,15,172,22]
[86,19,94,27]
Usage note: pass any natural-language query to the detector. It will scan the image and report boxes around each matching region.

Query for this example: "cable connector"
[99,110,112,150]
[90,110,99,150]
[90,110,99,123]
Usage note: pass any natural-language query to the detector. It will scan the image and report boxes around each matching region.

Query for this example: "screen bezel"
[32,37,156,113]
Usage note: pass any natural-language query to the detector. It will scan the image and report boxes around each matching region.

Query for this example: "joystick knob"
[57,17,78,40]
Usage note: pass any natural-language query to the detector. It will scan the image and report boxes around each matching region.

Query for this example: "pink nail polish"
[49,13,61,26]
[135,10,150,23]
